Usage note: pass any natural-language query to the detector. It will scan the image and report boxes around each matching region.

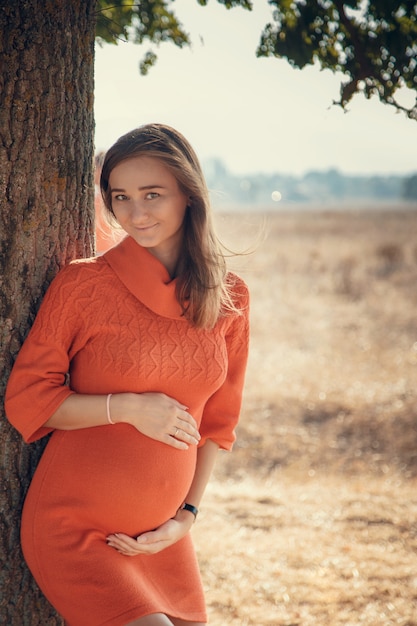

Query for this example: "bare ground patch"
[198,207,417,625]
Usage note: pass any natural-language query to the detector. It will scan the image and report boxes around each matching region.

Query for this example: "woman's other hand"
[106,507,195,556]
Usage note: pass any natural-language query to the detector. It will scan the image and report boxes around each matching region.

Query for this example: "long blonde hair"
[100,123,238,328]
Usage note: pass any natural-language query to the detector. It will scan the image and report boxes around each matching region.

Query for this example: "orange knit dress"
[5,236,249,626]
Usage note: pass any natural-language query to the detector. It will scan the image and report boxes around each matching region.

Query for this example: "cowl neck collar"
[103,236,184,319]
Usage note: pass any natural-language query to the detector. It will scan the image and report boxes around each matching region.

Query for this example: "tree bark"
[0,1,96,622]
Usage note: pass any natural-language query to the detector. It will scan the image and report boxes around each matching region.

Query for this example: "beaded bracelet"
[106,393,115,425]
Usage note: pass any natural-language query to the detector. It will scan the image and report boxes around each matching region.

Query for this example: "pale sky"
[94,0,417,177]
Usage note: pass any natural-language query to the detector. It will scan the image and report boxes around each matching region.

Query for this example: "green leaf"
[257,0,417,119]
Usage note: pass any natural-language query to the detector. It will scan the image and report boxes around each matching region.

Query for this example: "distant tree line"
[204,159,417,208]
[403,174,417,200]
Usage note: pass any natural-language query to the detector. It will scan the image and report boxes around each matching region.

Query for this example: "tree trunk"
[0,1,96,622]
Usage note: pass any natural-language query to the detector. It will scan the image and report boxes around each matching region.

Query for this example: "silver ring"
[174,428,179,437]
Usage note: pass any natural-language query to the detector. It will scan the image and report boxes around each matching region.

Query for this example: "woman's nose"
[131,199,149,220]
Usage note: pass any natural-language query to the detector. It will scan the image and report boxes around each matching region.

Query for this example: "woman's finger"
[107,533,140,555]
[179,410,198,429]
[172,425,200,446]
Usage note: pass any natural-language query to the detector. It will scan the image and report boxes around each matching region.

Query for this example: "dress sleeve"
[5,264,85,443]
[198,277,250,451]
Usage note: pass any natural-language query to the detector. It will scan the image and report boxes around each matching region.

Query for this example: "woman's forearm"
[44,392,201,450]
[44,393,111,430]
[181,439,219,511]
[45,392,183,430]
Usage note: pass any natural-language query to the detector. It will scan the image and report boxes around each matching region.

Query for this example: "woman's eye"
[146,192,159,200]
[113,194,127,201]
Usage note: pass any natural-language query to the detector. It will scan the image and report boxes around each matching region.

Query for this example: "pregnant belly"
[31,425,197,536]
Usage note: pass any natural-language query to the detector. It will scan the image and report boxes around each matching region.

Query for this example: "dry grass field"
[194,206,417,625]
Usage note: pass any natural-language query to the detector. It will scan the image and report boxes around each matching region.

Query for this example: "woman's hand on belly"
[106,509,195,556]
[112,392,201,450]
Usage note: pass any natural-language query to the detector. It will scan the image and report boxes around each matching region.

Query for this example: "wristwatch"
[181,502,199,521]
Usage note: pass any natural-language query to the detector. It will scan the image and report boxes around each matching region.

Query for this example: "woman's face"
[108,156,188,272]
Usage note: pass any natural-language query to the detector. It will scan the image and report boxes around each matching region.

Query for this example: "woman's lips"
[134,224,157,231]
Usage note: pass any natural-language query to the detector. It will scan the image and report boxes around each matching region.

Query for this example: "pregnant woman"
[5,123,249,626]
